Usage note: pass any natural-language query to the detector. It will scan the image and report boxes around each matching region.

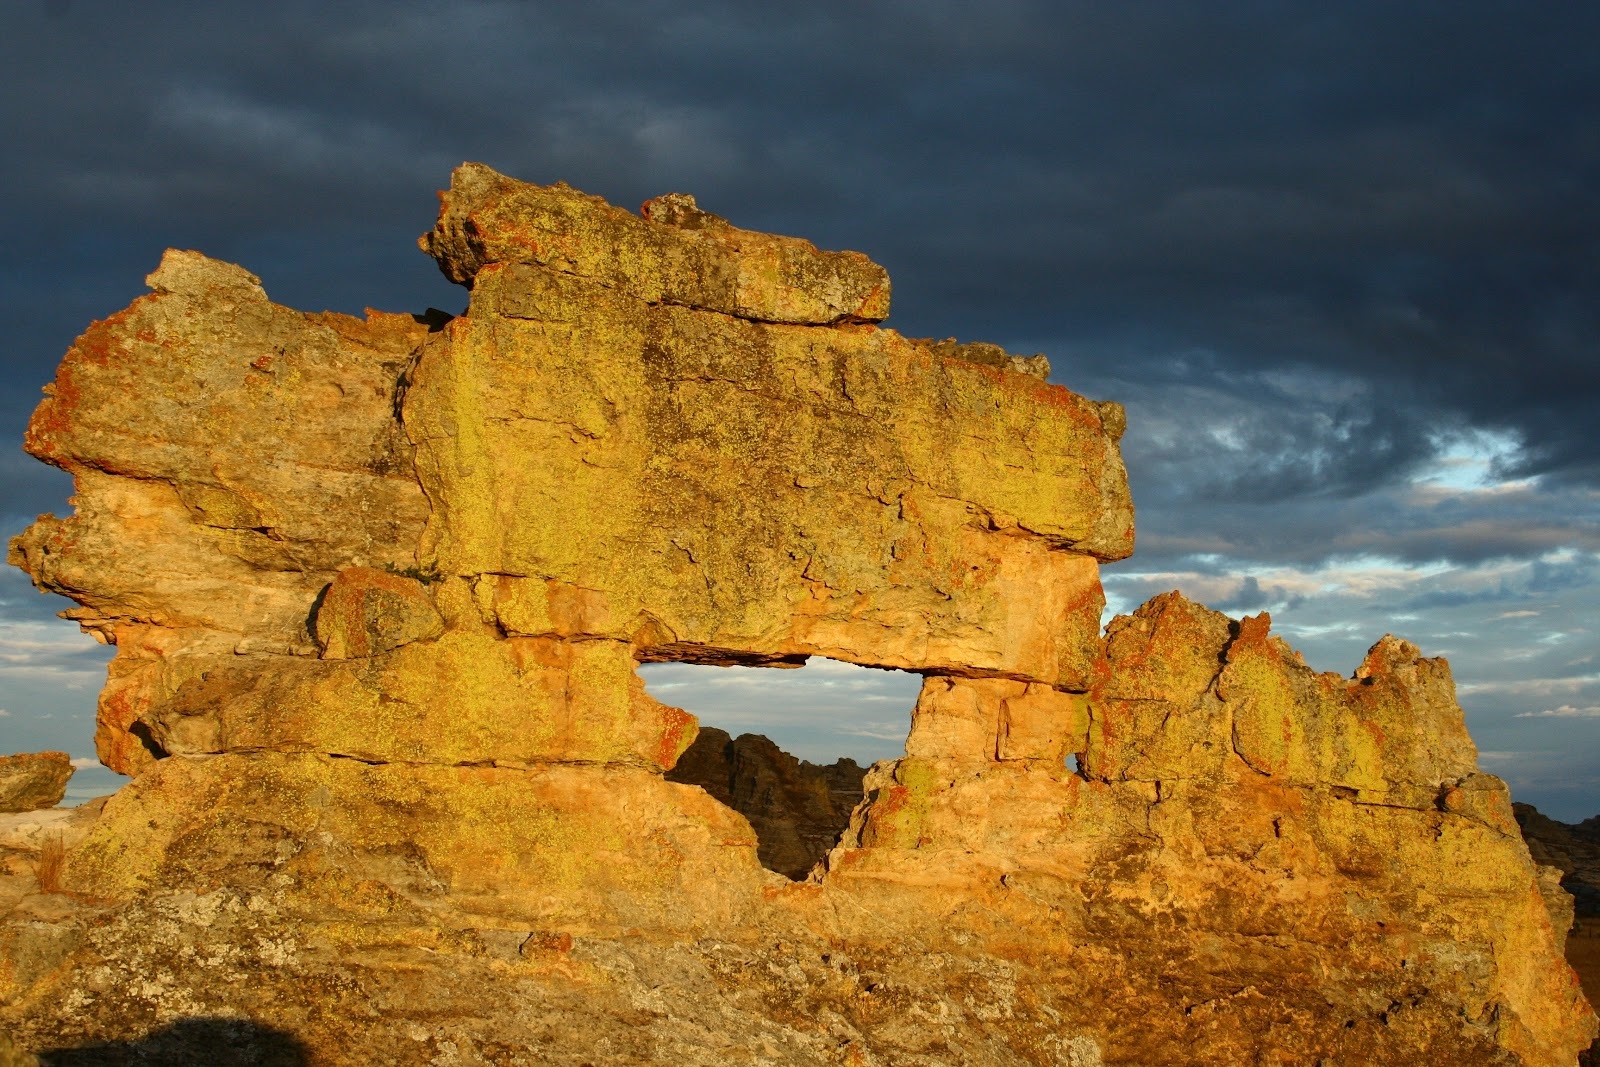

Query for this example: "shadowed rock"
[1517,802,1600,920]
[667,728,863,879]
[38,1018,307,1066]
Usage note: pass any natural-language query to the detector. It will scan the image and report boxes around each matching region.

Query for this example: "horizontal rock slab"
[406,259,1129,685]
[55,752,767,930]
[134,627,698,770]
[422,163,891,324]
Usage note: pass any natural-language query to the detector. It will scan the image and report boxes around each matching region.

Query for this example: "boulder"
[0,754,71,813]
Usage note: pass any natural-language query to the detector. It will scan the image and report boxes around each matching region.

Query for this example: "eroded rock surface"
[1,164,1591,1066]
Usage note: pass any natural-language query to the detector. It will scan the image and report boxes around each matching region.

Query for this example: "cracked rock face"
[1,164,1593,1066]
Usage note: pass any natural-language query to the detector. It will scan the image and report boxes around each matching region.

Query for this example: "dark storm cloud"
[1128,482,1600,572]
[5,3,1597,488]
[3,0,1595,553]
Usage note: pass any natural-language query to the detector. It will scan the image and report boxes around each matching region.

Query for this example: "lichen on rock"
[0,163,1591,1066]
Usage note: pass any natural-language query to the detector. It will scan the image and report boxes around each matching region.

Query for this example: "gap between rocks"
[638,657,920,880]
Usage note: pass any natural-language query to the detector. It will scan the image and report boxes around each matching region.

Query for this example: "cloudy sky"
[2,2,1596,816]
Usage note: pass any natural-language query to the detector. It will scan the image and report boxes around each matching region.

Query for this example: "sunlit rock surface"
[0,164,1591,1066]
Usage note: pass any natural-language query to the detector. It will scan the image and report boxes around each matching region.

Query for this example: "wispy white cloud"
[69,757,103,769]
[1516,705,1600,719]
[1460,675,1600,697]
[0,619,110,686]
[638,658,921,764]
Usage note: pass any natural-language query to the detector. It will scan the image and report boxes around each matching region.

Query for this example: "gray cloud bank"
[2,2,1595,815]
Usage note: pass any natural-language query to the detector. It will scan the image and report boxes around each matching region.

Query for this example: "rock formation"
[666,728,863,879]
[0,163,1592,1065]
[0,754,71,814]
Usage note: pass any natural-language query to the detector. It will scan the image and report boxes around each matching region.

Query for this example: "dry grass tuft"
[35,833,65,894]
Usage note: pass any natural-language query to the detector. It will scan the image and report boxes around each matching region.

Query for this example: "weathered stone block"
[58,753,763,930]
[422,163,891,324]
[405,258,1125,685]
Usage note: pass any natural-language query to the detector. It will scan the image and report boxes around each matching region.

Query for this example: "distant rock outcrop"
[0,163,1592,1065]
[1517,802,1600,919]
[0,754,71,814]
[667,728,862,879]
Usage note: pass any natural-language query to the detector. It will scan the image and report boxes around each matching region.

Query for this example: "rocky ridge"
[1517,803,1600,921]
[666,727,863,880]
[0,164,1592,1065]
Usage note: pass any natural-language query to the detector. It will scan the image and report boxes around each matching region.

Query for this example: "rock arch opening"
[638,658,921,879]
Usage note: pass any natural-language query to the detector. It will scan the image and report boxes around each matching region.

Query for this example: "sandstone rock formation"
[0,754,71,814]
[666,727,863,879]
[0,163,1592,1065]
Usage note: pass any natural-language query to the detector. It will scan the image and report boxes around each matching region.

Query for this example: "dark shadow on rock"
[40,1018,308,1066]
[667,727,864,879]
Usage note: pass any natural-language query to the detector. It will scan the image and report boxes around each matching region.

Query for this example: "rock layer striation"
[0,164,1591,1066]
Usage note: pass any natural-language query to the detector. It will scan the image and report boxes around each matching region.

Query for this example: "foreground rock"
[1,164,1591,1065]
[0,754,71,814]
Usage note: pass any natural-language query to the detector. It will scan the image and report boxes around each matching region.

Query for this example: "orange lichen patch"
[95,674,156,776]
[850,280,891,321]
[999,370,1101,419]
[520,930,574,956]
[1233,611,1274,647]
[864,786,910,830]
[314,566,444,660]
[653,704,698,772]
[20,308,148,455]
